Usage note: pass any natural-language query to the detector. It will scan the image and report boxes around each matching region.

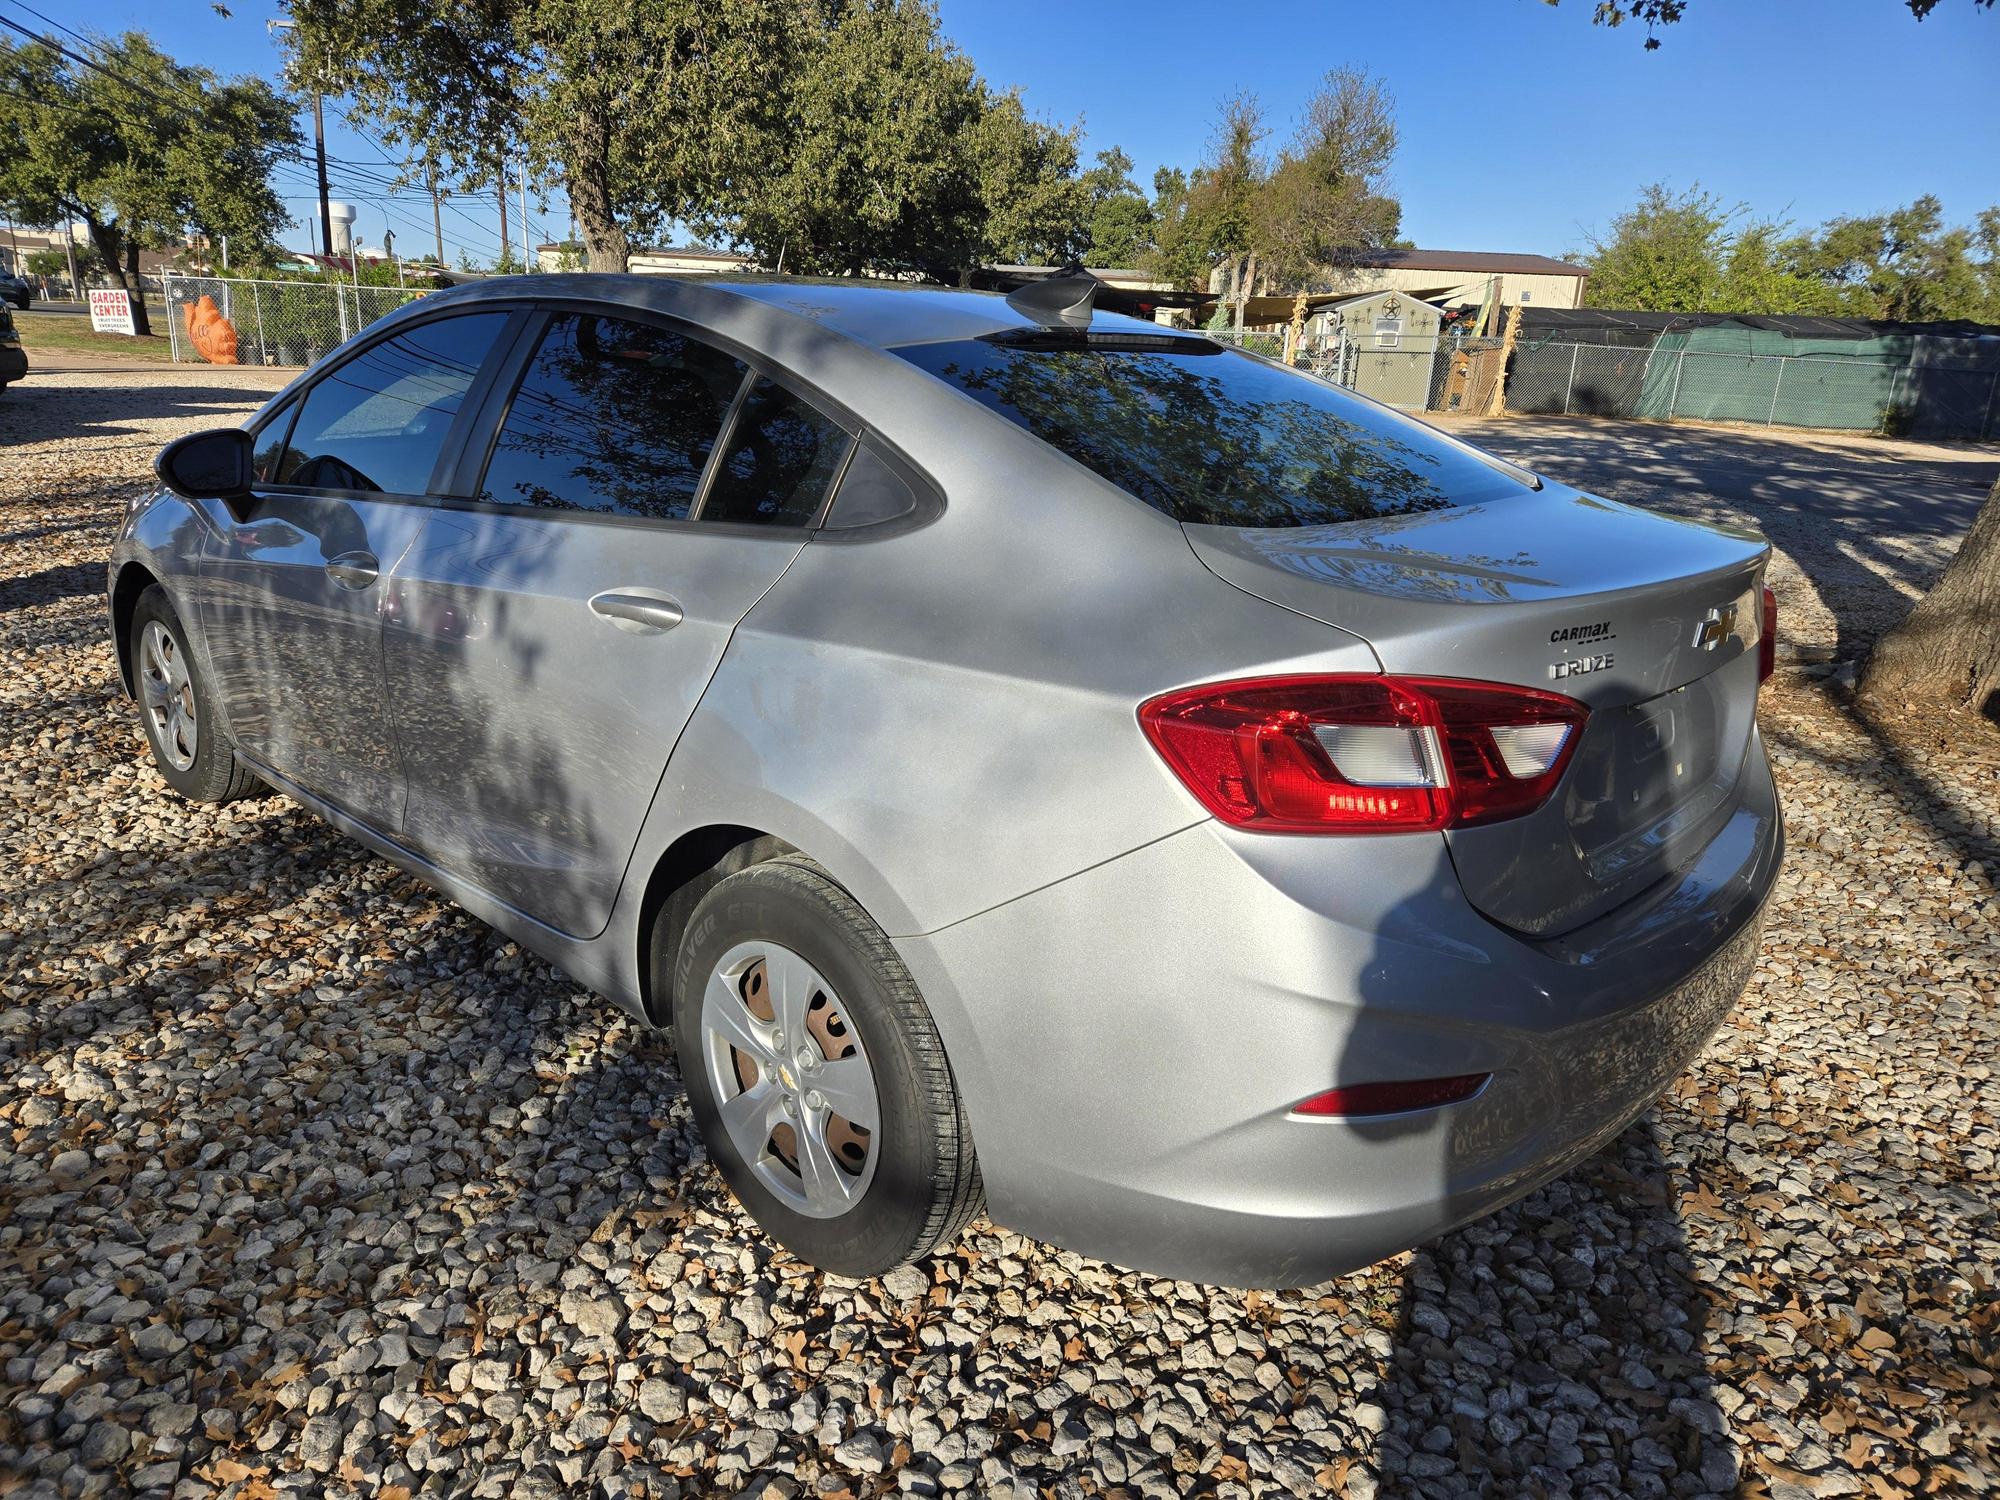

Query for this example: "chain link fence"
[1505,339,2000,441]
[163,274,426,369]
[1204,325,1287,359]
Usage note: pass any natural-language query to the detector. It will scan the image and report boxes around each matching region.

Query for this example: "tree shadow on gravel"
[0,558,108,609]
[0,375,287,450]
[1380,1119,1738,1499]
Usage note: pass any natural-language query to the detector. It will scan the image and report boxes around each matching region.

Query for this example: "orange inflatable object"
[185,294,240,365]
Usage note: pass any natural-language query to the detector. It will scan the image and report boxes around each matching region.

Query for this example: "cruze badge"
[1692,603,1739,651]
[1550,651,1614,681]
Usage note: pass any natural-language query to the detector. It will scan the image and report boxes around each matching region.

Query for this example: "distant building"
[1325,249,1590,311]
[1308,290,1446,409]
[535,243,759,275]
[1206,247,1592,325]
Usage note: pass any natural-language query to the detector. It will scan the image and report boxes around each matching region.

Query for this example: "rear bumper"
[0,344,26,385]
[897,725,1781,1287]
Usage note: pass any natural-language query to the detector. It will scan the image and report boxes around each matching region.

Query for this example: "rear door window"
[893,337,1529,526]
[274,312,508,495]
[700,377,853,527]
[478,313,746,521]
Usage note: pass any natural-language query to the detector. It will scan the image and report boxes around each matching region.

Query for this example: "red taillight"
[1759,586,1776,683]
[1291,1073,1491,1118]
[1138,674,1588,834]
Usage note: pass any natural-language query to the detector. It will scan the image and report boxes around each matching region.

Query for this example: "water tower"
[326,201,357,258]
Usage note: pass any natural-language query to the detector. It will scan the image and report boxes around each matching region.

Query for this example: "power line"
[0,3,414,195]
[0,15,520,266]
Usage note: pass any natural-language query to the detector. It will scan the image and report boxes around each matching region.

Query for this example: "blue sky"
[31,0,2000,264]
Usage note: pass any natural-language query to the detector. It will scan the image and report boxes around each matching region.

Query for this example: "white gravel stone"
[0,370,1993,1498]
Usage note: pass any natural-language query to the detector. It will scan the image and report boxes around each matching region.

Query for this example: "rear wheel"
[668,854,981,1277]
[129,584,259,803]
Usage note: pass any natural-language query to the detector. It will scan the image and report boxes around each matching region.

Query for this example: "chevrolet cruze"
[110,272,1782,1286]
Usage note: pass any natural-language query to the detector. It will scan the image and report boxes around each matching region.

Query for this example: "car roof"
[668,276,1196,351]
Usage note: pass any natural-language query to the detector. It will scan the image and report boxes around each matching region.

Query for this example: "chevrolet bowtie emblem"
[1693,603,1738,651]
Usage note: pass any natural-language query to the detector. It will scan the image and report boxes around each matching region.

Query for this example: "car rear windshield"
[893,337,1530,527]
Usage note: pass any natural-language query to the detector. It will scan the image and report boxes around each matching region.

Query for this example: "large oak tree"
[0,33,296,336]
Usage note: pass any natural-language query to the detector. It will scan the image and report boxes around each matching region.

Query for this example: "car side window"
[822,442,920,530]
[701,377,853,527]
[478,313,746,521]
[272,312,508,496]
[251,399,299,483]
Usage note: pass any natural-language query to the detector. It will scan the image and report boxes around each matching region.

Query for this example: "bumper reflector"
[1290,1073,1491,1119]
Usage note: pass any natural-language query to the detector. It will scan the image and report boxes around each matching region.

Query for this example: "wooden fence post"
[1486,303,1524,417]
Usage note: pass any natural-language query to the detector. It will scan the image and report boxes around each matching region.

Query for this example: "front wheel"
[669,854,982,1278]
[129,584,260,803]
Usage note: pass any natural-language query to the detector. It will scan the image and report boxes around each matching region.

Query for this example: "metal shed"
[1307,290,1443,409]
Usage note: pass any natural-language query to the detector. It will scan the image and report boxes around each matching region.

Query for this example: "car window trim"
[442,306,554,501]
[461,306,758,525]
[690,375,859,529]
[249,303,533,507]
[811,434,948,543]
[684,368,762,524]
[251,290,943,538]
[463,303,857,532]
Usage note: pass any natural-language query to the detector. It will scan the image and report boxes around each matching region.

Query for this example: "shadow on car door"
[383,309,853,939]
[198,309,515,826]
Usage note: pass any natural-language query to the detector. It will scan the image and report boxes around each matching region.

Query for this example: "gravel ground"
[2,373,1996,1500]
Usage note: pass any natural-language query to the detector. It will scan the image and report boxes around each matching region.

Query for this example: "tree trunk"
[566,111,629,274]
[1286,291,1309,365]
[82,217,151,337]
[1857,476,2000,719]
[1232,252,1255,335]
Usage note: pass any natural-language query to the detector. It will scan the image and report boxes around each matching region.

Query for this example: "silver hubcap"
[700,940,881,1220]
[138,621,197,772]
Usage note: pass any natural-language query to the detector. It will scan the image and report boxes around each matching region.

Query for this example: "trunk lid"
[1184,483,1770,937]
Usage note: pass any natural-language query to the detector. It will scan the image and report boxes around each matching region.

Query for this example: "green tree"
[732,0,980,278]
[1078,148,1156,267]
[1147,93,1268,324]
[1252,67,1401,293]
[1580,183,1732,311]
[968,87,1088,267]
[283,0,803,274]
[1709,221,1843,316]
[0,33,296,335]
[1801,196,1999,322]
[729,1,1086,281]
[25,242,104,286]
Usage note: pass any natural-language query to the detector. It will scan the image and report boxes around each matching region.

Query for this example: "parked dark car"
[0,270,31,310]
[0,305,28,391]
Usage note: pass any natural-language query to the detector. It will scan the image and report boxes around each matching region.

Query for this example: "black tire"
[129,584,260,803]
[669,854,982,1277]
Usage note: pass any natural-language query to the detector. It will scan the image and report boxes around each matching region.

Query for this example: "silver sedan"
[109,272,1781,1286]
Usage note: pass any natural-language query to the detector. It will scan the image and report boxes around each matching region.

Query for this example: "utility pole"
[269,20,332,269]
[63,220,79,299]
[429,164,445,265]
[518,158,531,273]
[312,96,333,270]
[496,178,510,270]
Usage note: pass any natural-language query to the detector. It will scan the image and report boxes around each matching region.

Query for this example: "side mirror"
[155,428,255,514]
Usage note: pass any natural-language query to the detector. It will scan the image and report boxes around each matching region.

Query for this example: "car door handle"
[325,551,379,590]
[588,589,685,634]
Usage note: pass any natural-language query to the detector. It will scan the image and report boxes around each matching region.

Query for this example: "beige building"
[1206,247,1590,322]
[1321,248,1590,311]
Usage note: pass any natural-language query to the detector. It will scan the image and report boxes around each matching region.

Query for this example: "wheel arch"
[636,825,801,1026]
[110,561,161,698]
